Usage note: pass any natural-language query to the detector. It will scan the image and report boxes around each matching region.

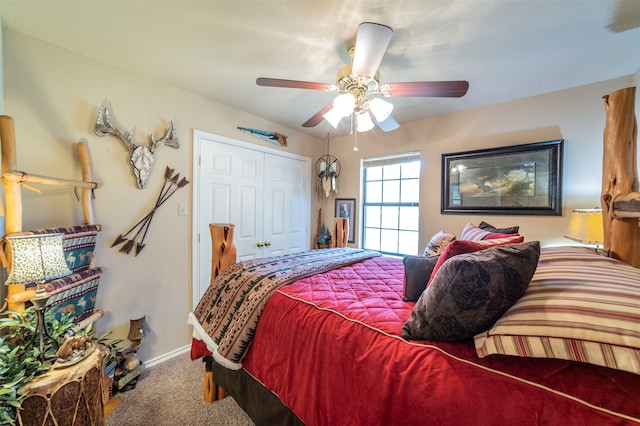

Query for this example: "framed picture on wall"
[442,140,563,215]
[335,198,356,243]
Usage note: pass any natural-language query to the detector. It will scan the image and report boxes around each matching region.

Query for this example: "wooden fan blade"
[372,114,399,132]
[302,103,334,127]
[385,81,469,98]
[256,78,331,91]
[352,22,393,79]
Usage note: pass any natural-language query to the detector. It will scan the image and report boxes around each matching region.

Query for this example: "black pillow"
[402,255,440,302]
[402,241,540,341]
[478,221,520,235]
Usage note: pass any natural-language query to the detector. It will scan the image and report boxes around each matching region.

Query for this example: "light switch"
[178,202,188,216]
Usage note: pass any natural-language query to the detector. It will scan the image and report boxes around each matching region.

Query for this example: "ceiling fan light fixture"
[369,97,393,122]
[323,107,343,129]
[356,111,374,132]
[333,93,355,116]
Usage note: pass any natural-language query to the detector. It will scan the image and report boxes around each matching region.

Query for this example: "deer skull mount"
[94,105,180,189]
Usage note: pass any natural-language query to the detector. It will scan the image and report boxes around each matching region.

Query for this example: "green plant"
[0,308,122,425]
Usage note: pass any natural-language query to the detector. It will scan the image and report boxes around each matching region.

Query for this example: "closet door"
[193,131,311,307]
[262,153,309,257]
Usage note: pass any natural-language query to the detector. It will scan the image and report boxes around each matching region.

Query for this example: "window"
[361,152,421,256]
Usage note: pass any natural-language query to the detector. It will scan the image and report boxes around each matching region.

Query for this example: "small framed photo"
[335,198,356,243]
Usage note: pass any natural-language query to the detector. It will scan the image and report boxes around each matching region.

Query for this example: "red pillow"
[426,236,525,286]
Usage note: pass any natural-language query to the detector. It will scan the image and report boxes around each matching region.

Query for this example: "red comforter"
[234,256,640,425]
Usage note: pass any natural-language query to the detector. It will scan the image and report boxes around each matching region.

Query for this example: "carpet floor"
[106,351,255,426]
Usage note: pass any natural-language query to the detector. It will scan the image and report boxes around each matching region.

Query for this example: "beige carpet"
[106,351,255,426]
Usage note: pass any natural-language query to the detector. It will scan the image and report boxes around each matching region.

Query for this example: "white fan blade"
[352,22,393,79]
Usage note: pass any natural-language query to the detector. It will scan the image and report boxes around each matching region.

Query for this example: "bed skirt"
[211,359,304,426]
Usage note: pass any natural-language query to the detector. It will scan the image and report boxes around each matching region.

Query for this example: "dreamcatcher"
[315,133,341,198]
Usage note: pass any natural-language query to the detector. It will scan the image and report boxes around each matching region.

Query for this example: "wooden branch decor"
[112,167,189,256]
[601,86,640,267]
[94,104,180,189]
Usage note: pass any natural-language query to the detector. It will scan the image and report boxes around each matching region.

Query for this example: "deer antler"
[149,121,180,153]
[94,105,136,151]
[93,104,181,189]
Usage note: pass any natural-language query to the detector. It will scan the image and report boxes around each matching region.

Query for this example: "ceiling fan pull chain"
[352,115,359,152]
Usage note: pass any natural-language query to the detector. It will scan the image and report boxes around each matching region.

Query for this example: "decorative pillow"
[461,222,520,241]
[460,222,492,241]
[403,255,440,302]
[427,236,525,286]
[478,221,520,235]
[474,245,640,375]
[423,231,456,256]
[402,241,540,342]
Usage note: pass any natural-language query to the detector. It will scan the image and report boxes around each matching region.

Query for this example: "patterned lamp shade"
[5,233,71,285]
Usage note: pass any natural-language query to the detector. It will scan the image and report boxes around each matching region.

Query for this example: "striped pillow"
[474,246,640,375]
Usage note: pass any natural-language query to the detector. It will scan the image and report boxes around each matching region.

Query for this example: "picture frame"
[442,140,563,215]
[335,198,356,243]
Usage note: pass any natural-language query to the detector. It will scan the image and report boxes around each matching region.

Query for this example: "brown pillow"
[402,241,540,341]
[478,221,520,235]
[402,255,440,302]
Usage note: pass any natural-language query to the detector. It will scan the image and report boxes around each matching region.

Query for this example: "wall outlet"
[178,202,188,216]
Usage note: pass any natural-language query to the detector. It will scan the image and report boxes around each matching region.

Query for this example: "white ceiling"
[1,0,639,139]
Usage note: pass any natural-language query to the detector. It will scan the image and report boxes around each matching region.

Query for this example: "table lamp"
[4,233,71,361]
[564,208,604,247]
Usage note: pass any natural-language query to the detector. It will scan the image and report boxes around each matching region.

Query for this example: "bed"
[189,239,640,425]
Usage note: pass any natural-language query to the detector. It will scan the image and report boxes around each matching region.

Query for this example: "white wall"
[321,77,638,253]
[3,30,324,362]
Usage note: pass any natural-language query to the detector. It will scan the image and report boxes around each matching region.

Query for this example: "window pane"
[402,161,421,179]
[399,206,419,231]
[364,206,381,228]
[400,179,419,203]
[366,166,383,181]
[383,164,400,180]
[398,230,419,255]
[363,228,380,251]
[381,206,398,229]
[382,180,400,203]
[366,181,382,203]
[380,229,399,253]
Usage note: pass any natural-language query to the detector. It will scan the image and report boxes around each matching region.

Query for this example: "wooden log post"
[205,223,237,402]
[0,115,25,311]
[332,217,349,248]
[209,223,237,283]
[601,87,640,267]
[78,141,96,225]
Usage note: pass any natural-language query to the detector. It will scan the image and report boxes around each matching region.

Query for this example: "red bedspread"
[239,256,640,425]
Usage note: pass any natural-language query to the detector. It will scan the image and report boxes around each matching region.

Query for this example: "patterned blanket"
[188,248,381,369]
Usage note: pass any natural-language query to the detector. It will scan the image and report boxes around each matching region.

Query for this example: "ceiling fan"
[257,22,469,133]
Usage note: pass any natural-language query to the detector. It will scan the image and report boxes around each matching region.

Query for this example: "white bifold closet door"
[192,130,310,306]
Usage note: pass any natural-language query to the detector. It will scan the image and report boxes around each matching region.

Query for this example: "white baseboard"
[144,344,191,368]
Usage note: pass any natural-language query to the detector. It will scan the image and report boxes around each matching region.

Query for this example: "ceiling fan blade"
[385,81,469,98]
[302,103,334,127]
[257,77,331,91]
[352,22,393,79]
[372,114,399,132]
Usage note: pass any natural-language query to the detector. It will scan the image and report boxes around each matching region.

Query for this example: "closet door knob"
[257,241,264,247]
[264,241,271,246]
